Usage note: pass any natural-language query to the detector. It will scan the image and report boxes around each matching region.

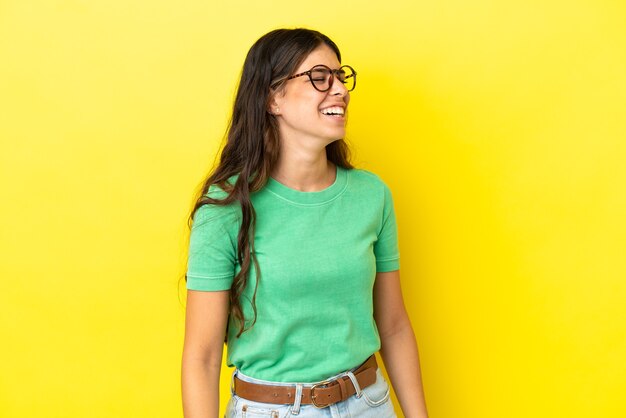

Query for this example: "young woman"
[181,28,429,418]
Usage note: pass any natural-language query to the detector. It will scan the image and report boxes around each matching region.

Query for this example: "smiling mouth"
[319,108,346,118]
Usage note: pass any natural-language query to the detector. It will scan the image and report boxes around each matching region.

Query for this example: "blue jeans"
[225,365,397,418]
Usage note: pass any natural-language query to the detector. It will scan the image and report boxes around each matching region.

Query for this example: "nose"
[328,73,348,96]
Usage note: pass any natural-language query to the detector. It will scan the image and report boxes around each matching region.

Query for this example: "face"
[270,44,351,147]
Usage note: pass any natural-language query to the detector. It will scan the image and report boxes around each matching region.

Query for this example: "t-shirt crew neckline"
[265,164,348,205]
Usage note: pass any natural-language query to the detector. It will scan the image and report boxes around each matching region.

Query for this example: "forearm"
[181,355,221,418]
[379,324,429,418]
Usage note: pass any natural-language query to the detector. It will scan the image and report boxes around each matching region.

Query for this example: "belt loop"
[345,371,362,398]
[230,370,237,396]
[291,383,303,415]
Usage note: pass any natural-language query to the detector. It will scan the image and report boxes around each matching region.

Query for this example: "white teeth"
[320,106,345,115]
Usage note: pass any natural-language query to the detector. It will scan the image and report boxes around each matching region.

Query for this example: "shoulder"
[192,174,242,227]
[347,167,393,196]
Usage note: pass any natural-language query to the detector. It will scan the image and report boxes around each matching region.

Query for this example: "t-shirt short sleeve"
[186,203,237,291]
[373,182,400,272]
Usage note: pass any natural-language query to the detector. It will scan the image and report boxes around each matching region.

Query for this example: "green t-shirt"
[186,165,400,382]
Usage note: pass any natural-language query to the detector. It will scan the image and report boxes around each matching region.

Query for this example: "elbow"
[182,343,224,370]
[378,315,414,343]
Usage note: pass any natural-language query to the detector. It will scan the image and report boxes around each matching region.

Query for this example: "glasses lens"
[310,66,331,90]
[340,66,355,91]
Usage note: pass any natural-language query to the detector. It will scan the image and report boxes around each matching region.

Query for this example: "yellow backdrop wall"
[1,1,625,417]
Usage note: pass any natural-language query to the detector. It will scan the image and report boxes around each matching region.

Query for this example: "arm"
[181,289,230,418]
[373,269,429,418]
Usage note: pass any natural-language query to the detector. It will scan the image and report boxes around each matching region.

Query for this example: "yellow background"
[1,1,625,417]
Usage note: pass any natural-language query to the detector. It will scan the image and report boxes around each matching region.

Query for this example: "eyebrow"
[299,64,343,70]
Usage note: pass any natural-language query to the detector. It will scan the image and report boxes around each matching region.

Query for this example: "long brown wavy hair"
[185,28,354,339]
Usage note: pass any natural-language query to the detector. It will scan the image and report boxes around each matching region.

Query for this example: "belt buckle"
[310,379,334,408]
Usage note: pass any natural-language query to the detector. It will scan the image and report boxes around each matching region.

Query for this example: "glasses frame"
[283,64,357,92]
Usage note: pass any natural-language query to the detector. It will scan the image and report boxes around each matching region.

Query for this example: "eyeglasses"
[282,64,357,92]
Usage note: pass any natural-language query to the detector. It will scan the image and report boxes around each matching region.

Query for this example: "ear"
[267,87,284,115]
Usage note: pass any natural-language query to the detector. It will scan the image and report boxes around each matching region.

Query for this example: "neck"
[270,157,337,192]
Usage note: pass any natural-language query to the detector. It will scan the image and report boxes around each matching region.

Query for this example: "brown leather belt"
[233,355,378,408]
